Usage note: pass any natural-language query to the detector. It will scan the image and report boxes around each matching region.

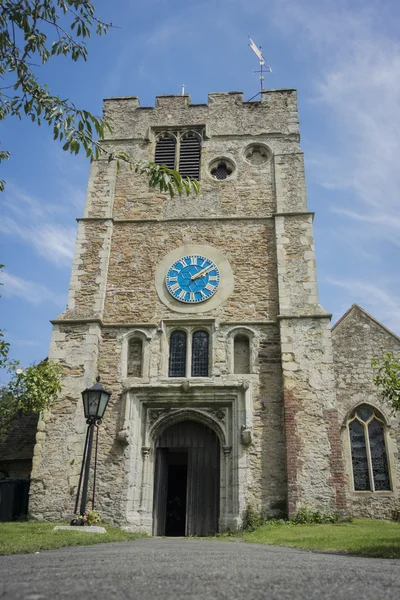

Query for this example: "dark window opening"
[191,330,209,377]
[169,331,187,377]
[211,161,232,180]
[155,134,176,170]
[179,133,201,180]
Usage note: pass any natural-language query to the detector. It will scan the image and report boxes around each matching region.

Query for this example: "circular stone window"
[244,143,272,166]
[209,157,235,181]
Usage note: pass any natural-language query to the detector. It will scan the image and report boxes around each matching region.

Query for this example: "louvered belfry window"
[179,132,201,179]
[155,134,176,170]
[154,130,202,180]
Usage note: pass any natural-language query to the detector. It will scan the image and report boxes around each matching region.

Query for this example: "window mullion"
[186,328,192,378]
[364,421,375,491]
[176,133,181,171]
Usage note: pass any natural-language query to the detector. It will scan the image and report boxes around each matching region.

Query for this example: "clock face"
[165,255,220,303]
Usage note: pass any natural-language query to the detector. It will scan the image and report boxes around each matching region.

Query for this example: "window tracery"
[348,404,390,492]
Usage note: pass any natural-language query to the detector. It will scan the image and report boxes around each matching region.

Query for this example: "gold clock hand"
[191,265,214,280]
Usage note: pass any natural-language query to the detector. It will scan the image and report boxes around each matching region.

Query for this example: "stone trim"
[277,314,333,320]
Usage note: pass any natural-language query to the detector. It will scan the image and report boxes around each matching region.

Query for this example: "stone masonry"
[29,89,398,530]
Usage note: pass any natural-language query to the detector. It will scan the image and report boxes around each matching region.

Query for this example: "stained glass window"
[348,405,391,492]
[191,331,209,377]
[349,420,370,491]
[368,419,390,491]
[169,331,187,377]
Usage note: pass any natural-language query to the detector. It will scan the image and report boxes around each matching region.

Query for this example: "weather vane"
[248,37,272,101]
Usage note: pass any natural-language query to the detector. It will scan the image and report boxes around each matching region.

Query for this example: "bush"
[290,506,349,524]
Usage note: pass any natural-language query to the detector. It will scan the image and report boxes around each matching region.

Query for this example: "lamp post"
[72,376,111,524]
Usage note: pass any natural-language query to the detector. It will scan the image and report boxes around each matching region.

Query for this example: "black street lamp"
[71,376,111,524]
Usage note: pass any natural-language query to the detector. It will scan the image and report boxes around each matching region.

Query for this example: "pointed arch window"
[154,130,202,180]
[179,132,201,179]
[191,330,209,377]
[155,134,176,170]
[234,334,250,374]
[348,404,390,491]
[169,330,187,377]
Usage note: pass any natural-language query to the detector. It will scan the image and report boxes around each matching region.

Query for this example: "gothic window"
[154,131,202,180]
[127,338,143,377]
[191,330,209,377]
[234,334,250,374]
[169,330,187,377]
[154,134,176,170]
[179,132,201,179]
[348,405,390,492]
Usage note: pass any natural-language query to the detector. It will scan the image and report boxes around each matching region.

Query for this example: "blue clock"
[166,255,220,303]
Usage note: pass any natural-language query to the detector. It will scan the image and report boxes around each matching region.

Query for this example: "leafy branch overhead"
[0,1,199,196]
[371,352,400,412]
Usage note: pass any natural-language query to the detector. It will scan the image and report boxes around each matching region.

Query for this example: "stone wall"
[30,89,344,527]
[332,305,400,518]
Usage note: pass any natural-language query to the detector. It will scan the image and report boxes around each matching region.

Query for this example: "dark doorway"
[153,420,220,537]
[165,457,187,536]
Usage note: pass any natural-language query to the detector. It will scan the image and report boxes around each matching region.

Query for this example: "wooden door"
[154,420,220,536]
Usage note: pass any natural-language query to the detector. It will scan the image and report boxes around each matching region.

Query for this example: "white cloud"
[326,276,400,332]
[1,272,65,306]
[263,0,400,243]
[0,216,75,266]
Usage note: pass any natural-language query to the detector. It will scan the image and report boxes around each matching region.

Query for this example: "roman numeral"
[201,259,208,267]
[200,290,207,299]
[178,258,187,267]
[190,292,195,301]
[205,283,215,292]
[170,283,180,292]
[167,276,178,282]
[190,256,197,265]
[209,275,218,281]
[178,290,186,300]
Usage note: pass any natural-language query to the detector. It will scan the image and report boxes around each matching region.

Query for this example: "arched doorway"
[153,420,220,537]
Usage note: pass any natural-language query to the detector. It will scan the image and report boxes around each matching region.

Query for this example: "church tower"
[30,91,346,533]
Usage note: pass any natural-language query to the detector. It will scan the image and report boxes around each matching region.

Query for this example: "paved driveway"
[0,538,399,600]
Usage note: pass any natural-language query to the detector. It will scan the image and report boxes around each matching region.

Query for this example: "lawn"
[241,519,400,559]
[0,521,144,556]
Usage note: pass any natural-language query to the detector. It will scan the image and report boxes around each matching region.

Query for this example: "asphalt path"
[0,538,399,600]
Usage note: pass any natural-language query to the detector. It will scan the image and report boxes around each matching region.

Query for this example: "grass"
[237,519,400,559]
[0,521,144,556]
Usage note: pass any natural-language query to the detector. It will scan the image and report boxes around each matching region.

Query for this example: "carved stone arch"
[227,326,256,340]
[178,130,203,144]
[227,326,255,375]
[148,408,227,448]
[155,131,178,143]
[123,329,152,379]
[343,401,389,428]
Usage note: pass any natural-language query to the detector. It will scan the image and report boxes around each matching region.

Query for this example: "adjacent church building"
[28,90,400,534]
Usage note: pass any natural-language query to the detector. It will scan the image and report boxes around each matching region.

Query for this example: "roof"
[332,304,400,344]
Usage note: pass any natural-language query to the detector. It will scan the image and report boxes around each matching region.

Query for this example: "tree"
[371,352,400,412]
[0,1,199,196]
[0,265,63,439]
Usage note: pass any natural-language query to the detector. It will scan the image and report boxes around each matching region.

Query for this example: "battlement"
[102,89,299,140]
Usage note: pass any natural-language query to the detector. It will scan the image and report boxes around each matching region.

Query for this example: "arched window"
[169,331,187,377]
[234,334,250,374]
[191,330,209,377]
[127,338,143,377]
[348,404,390,491]
[179,132,201,179]
[155,134,176,170]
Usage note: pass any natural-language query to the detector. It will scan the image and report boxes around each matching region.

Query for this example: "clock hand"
[191,265,214,280]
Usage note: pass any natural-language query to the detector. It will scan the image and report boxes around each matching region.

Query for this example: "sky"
[1,0,400,372]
